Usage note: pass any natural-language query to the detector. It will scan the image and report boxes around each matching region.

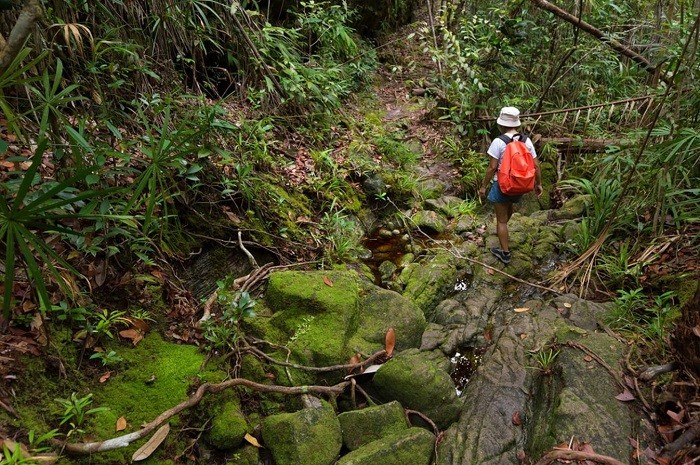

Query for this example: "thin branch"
[535,448,627,465]
[528,0,667,83]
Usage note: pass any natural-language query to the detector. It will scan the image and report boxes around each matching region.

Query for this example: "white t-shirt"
[487,134,537,181]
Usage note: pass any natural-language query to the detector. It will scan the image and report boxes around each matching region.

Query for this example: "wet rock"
[261,400,341,465]
[335,427,435,465]
[410,209,448,234]
[338,400,409,450]
[363,174,388,198]
[370,349,463,430]
[399,250,457,316]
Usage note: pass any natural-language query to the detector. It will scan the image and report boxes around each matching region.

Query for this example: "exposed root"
[58,378,350,455]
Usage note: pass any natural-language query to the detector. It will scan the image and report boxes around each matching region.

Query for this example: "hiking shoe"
[491,247,512,264]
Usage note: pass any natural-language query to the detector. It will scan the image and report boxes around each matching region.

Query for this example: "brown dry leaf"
[132,423,170,462]
[666,409,684,424]
[511,411,522,426]
[116,416,127,431]
[692,325,700,338]
[385,328,396,357]
[583,355,593,362]
[323,275,333,287]
[99,371,112,383]
[119,329,143,346]
[129,318,150,333]
[348,353,361,373]
[28,453,59,464]
[244,433,262,448]
[486,268,495,275]
[520,334,528,340]
[615,389,635,402]
[514,307,529,313]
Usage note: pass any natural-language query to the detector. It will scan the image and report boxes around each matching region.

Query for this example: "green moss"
[207,398,249,450]
[80,333,216,464]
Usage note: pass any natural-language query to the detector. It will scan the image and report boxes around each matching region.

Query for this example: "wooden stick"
[535,448,627,465]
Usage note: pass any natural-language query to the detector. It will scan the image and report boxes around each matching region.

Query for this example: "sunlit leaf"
[116,416,127,431]
[244,433,262,448]
[385,328,395,357]
[615,389,635,402]
[323,275,333,287]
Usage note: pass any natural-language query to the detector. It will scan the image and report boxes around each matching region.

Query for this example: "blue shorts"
[487,181,522,204]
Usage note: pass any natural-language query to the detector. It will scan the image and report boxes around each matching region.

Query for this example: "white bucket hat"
[496,107,521,127]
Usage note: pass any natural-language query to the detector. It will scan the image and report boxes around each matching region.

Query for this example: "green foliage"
[89,350,123,366]
[527,346,560,375]
[319,201,365,263]
[605,289,679,357]
[0,137,117,319]
[202,282,257,352]
[54,392,108,427]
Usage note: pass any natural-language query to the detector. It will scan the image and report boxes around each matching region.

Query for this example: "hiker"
[479,106,543,265]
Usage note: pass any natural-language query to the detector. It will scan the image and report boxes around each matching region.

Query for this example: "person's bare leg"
[494,202,511,252]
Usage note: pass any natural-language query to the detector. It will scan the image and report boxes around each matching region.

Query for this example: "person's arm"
[479,157,499,198]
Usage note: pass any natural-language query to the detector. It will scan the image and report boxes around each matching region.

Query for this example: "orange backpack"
[497,134,536,195]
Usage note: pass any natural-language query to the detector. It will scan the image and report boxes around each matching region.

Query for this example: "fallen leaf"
[323,276,333,287]
[385,328,396,357]
[132,423,170,462]
[514,307,529,313]
[667,409,684,424]
[520,334,528,340]
[348,353,361,373]
[692,325,700,338]
[119,329,143,346]
[615,389,635,402]
[563,302,572,308]
[512,411,522,426]
[583,355,593,362]
[486,268,494,275]
[99,371,112,383]
[116,416,127,431]
[244,433,262,448]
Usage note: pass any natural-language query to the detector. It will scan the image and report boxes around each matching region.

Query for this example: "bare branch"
[0,0,43,75]
[528,0,668,83]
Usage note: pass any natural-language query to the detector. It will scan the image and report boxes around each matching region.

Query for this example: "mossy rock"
[338,400,409,451]
[261,400,342,465]
[264,270,425,378]
[399,250,458,317]
[207,398,249,450]
[552,194,592,220]
[370,349,462,430]
[410,209,448,234]
[351,286,426,353]
[335,427,435,465]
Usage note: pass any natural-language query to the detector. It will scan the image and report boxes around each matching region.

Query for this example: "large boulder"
[261,400,342,465]
[263,269,425,374]
[436,298,637,465]
[336,427,435,465]
[370,349,463,430]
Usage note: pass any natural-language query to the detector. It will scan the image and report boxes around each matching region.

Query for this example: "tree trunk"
[0,0,43,75]
[671,277,700,375]
[528,0,668,84]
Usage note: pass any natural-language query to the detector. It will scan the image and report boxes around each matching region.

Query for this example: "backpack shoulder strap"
[497,134,512,144]
[513,133,529,144]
